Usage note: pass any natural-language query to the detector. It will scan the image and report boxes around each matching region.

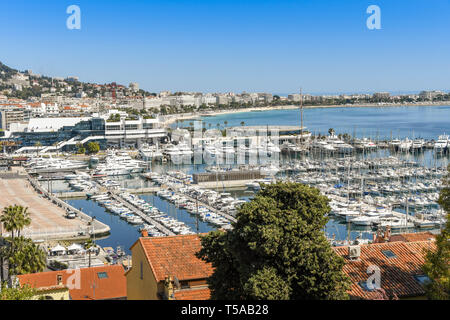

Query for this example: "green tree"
[7,237,46,276]
[86,142,100,154]
[422,165,449,300]
[197,182,351,300]
[1,205,31,246]
[0,282,36,300]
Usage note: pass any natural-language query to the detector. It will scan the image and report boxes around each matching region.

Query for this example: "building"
[126,233,213,300]
[0,108,25,130]
[129,82,139,92]
[4,111,167,153]
[17,265,127,300]
[373,92,391,100]
[334,234,436,300]
[419,90,445,100]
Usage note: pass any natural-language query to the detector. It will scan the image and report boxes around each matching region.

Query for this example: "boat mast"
[300,88,303,143]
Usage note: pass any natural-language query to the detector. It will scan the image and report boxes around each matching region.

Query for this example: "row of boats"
[89,192,195,236]
[150,171,245,221]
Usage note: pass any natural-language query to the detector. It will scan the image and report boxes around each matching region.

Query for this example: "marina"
[7,106,449,253]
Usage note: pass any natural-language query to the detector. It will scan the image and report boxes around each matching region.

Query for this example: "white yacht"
[139,144,163,161]
[399,138,412,152]
[412,139,425,150]
[434,135,448,152]
[163,144,183,162]
[327,134,354,153]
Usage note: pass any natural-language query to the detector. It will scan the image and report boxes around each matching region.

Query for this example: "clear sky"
[0,0,449,94]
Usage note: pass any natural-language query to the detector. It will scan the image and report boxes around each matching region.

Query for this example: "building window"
[97,272,108,279]
[140,261,143,280]
[106,125,121,131]
[381,250,397,259]
[125,124,138,130]
[414,275,431,285]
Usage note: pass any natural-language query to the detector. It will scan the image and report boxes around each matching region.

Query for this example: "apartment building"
[0,108,26,130]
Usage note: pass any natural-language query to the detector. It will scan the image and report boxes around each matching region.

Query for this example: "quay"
[54,187,161,199]
[108,191,175,236]
[0,168,110,241]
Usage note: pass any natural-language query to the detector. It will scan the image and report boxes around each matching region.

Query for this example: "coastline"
[163,101,450,126]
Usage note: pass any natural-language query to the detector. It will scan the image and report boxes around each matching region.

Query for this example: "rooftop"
[174,287,211,300]
[334,240,436,299]
[17,265,126,300]
[135,234,213,282]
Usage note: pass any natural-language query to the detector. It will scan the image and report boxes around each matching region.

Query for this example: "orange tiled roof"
[389,232,436,243]
[137,234,213,282]
[334,240,435,299]
[17,265,126,300]
[174,287,211,300]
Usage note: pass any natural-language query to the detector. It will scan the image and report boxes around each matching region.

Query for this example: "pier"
[109,191,176,236]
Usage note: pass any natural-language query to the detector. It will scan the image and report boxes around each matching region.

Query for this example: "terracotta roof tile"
[139,234,213,282]
[17,265,126,300]
[389,232,436,243]
[174,287,211,300]
[334,240,435,299]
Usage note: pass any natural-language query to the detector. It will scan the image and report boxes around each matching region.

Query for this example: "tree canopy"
[422,165,449,300]
[197,182,351,300]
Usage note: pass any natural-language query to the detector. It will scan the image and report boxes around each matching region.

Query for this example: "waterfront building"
[3,111,167,153]
[373,92,391,100]
[17,265,127,300]
[126,233,213,300]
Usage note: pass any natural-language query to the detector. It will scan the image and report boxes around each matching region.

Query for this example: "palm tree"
[34,141,42,156]
[85,238,95,268]
[16,206,31,238]
[224,121,228,128]
[240,121,245,127]
[8,237,46,276]
[1,206,21,242]
[1,205,31,240]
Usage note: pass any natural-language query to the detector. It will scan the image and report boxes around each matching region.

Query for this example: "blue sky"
[0,0,449,94]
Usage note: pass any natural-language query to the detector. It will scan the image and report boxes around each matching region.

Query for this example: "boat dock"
[54,187,161,199]
[109,191,175,236]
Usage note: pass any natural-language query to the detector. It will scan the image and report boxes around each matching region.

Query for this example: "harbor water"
[59,106,449,253]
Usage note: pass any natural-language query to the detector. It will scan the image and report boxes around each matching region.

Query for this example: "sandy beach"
[163,101,450,126]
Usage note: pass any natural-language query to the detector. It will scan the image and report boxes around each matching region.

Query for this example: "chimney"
[164,276,175,300]
[57,274,63,285]
[384,226,391,241]
[141,230,148,237]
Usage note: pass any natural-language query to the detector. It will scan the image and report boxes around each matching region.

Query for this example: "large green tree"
[422,165,449,300]
[197,182,351,300]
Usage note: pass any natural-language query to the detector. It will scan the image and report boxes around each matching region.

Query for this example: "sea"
[62,105,449,254]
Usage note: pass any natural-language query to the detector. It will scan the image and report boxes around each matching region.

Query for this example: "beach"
[163,101,450,126]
